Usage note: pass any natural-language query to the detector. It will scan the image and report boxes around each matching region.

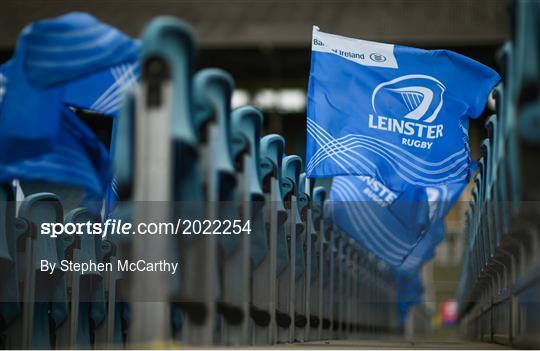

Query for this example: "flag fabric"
[394,221,445,277]
[306,27,500,192]
[329,175,465,266]
[394,273,424,325]
[0,12,139,199]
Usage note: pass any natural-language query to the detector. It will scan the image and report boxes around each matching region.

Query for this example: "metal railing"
[458,0,540,347]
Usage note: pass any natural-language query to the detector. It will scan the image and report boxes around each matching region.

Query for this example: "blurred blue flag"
[306,27,500,191]
[394,273,424,325]
[329,175,465,266]
[394,221,445,277]
[0,12,139,200]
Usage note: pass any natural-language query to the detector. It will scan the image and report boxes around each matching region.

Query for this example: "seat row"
[458,0,540,347]
[0,17,399,348]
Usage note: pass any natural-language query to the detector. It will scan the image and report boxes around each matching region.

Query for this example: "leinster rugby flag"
[0,13,139,199]
[306,27,500,191]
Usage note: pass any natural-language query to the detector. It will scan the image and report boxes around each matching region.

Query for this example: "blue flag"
[393,273,424,325]
[329,175,465,266]
[306,27,500,191]
[0,12,139,199]
[394,221,445,277]
[0,12,138,162]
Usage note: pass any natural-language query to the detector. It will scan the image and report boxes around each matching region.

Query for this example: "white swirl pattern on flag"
[307,118,469,186]
[91,62,139,115]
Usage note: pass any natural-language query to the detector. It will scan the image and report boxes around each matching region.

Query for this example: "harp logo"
[367,75,446,149]
[372,74,446,123]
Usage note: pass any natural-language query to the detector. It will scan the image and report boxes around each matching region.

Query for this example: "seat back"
[260,135,288,274]
[194,68,238,253]
[0,184,21,337]
[282,156,304,281]
[247,134,286,344]
[57,208,105,348]
[17,192,65,348]
[128,17,198,344]
[232,107,266,267]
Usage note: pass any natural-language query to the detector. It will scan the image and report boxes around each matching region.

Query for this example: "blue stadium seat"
[185,67,237,345]
[194,68,244,345]
[321,199,335,339]
[255,134,287,345]
[498,43,521,214]
[113,16,200,346]
[332,231,347,338]
[294,173,310,341]
[17,193,66,349]
[207,105,263,345]
[0,184,22,348]
[480,140,495,261]
[55,208,105,348]
[308,186,326,340]
[277,155,303,343]
[485,115,502,248]
[104,91,134,349]
[513,0,540,104]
